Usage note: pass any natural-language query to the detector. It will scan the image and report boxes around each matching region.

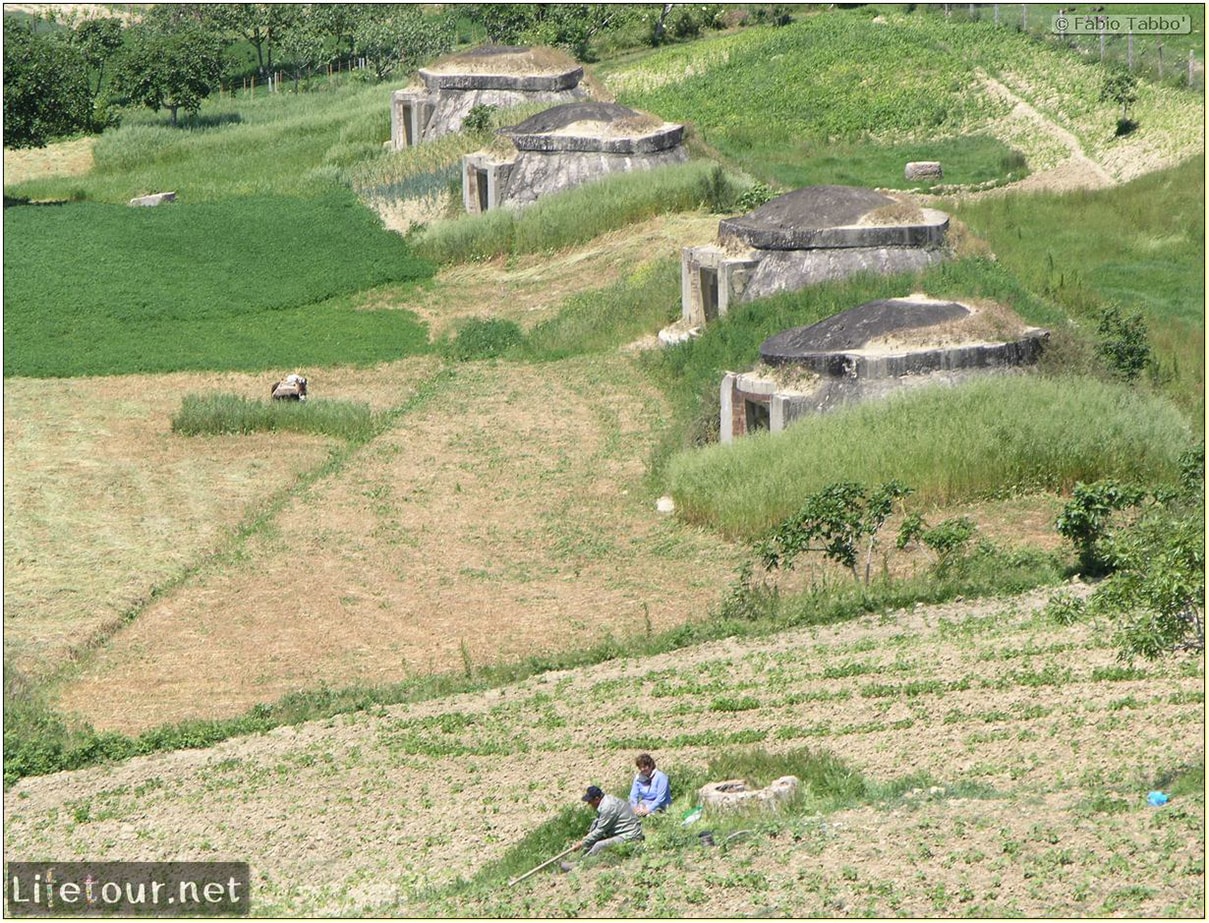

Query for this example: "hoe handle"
[507,844,579,887]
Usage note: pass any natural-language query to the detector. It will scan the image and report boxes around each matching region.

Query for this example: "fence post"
[994,3,999,25]
[1021,4,1026,31]
[1190,50,1196,88]
[1127,32,1134,69]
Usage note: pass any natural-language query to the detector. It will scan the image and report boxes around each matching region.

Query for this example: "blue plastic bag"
[1147,791,1169,807]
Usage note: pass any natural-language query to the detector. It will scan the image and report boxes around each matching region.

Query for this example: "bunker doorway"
[699,267,719,323]
[475,168,490,212]
[745,398,770,434]
[401,103,415,146]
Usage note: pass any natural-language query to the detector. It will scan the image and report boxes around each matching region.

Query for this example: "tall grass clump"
[666,375,1195,538]
[413,160,743,264]
[171,394,379,442]
[347,131,475,201]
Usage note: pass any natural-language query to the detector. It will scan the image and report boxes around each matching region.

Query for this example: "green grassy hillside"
[3,192,433,376]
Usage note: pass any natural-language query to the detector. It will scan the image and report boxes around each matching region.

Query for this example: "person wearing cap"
[577,785,644,856]
[628,753,671,816]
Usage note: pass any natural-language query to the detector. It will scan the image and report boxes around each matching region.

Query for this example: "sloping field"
[49,355,742,733]
[4,587,1202,917]
[2,360,445,680]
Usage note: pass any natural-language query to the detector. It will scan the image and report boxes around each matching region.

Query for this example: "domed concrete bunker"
[721,293,1049,442]
[390,45,589,151]
[462,101,687,213]
[669,186,953,341]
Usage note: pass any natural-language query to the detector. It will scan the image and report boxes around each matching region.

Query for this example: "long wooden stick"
[507,845,578,887]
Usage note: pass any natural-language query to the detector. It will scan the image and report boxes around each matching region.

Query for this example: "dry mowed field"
[5,351,744,732]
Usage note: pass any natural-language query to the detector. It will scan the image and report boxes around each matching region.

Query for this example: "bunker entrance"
[401,103,415,146]
[745,398,770,433]
[474,168,490,212]
[699,267,719,323]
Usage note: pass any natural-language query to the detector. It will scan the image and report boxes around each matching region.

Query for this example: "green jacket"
[584,793,643,846]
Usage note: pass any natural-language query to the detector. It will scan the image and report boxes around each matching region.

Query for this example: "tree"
[351,6,456,81]
[3,16,94,148]
[206,3,292,80]
[277,6,329,90]
[756,481,913,585]
[71,16,125,103]
[116,22,225,126]
[1053,445,1205,660]
[1100,67,1139,135]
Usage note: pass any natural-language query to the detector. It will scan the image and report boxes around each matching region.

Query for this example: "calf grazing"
[271,373,308,401]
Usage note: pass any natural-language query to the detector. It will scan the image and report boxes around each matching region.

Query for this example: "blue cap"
[582,785,604,802]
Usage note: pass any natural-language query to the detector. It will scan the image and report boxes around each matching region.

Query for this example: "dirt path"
[979,71,1116,192]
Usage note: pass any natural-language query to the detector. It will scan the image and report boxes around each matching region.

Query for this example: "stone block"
[905,161,943,181]
[128,192,176,207]
[698,776,799,812]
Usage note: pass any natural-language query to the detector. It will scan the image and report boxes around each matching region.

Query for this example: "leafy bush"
[1091,445,1205,660]
[897,514,980,575]
[1096,306,1152,382]
[462,103,497,134]
[1055,480,1148,576]
[735,181,776,213]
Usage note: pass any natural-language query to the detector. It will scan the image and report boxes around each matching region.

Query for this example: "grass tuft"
[170,393,379,441]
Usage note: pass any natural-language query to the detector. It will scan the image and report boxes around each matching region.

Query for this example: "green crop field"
[3,192,433,376]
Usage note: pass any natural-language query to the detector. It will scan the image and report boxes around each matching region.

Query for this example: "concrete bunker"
[721,293,1049,442]
[667,186,953,342]
[462,101,687,213]
[390,45,588,151]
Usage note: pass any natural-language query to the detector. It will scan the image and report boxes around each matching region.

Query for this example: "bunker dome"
[721,293,1048,442]
[462,101,687,213]
[390,45,588,150]
[669,186,953,342]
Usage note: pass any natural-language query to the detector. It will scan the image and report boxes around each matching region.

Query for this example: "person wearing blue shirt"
[628,753,671,816]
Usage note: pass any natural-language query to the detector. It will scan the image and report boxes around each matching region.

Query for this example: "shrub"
[1055,480,1147,577]
[756,481,913,585]
[462,103,497,134]
[442,318,526,361]
[1095,306,1152,382]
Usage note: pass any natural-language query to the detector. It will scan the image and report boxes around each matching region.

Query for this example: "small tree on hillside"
[757,481,913,585]
[1100,68,1139,135]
